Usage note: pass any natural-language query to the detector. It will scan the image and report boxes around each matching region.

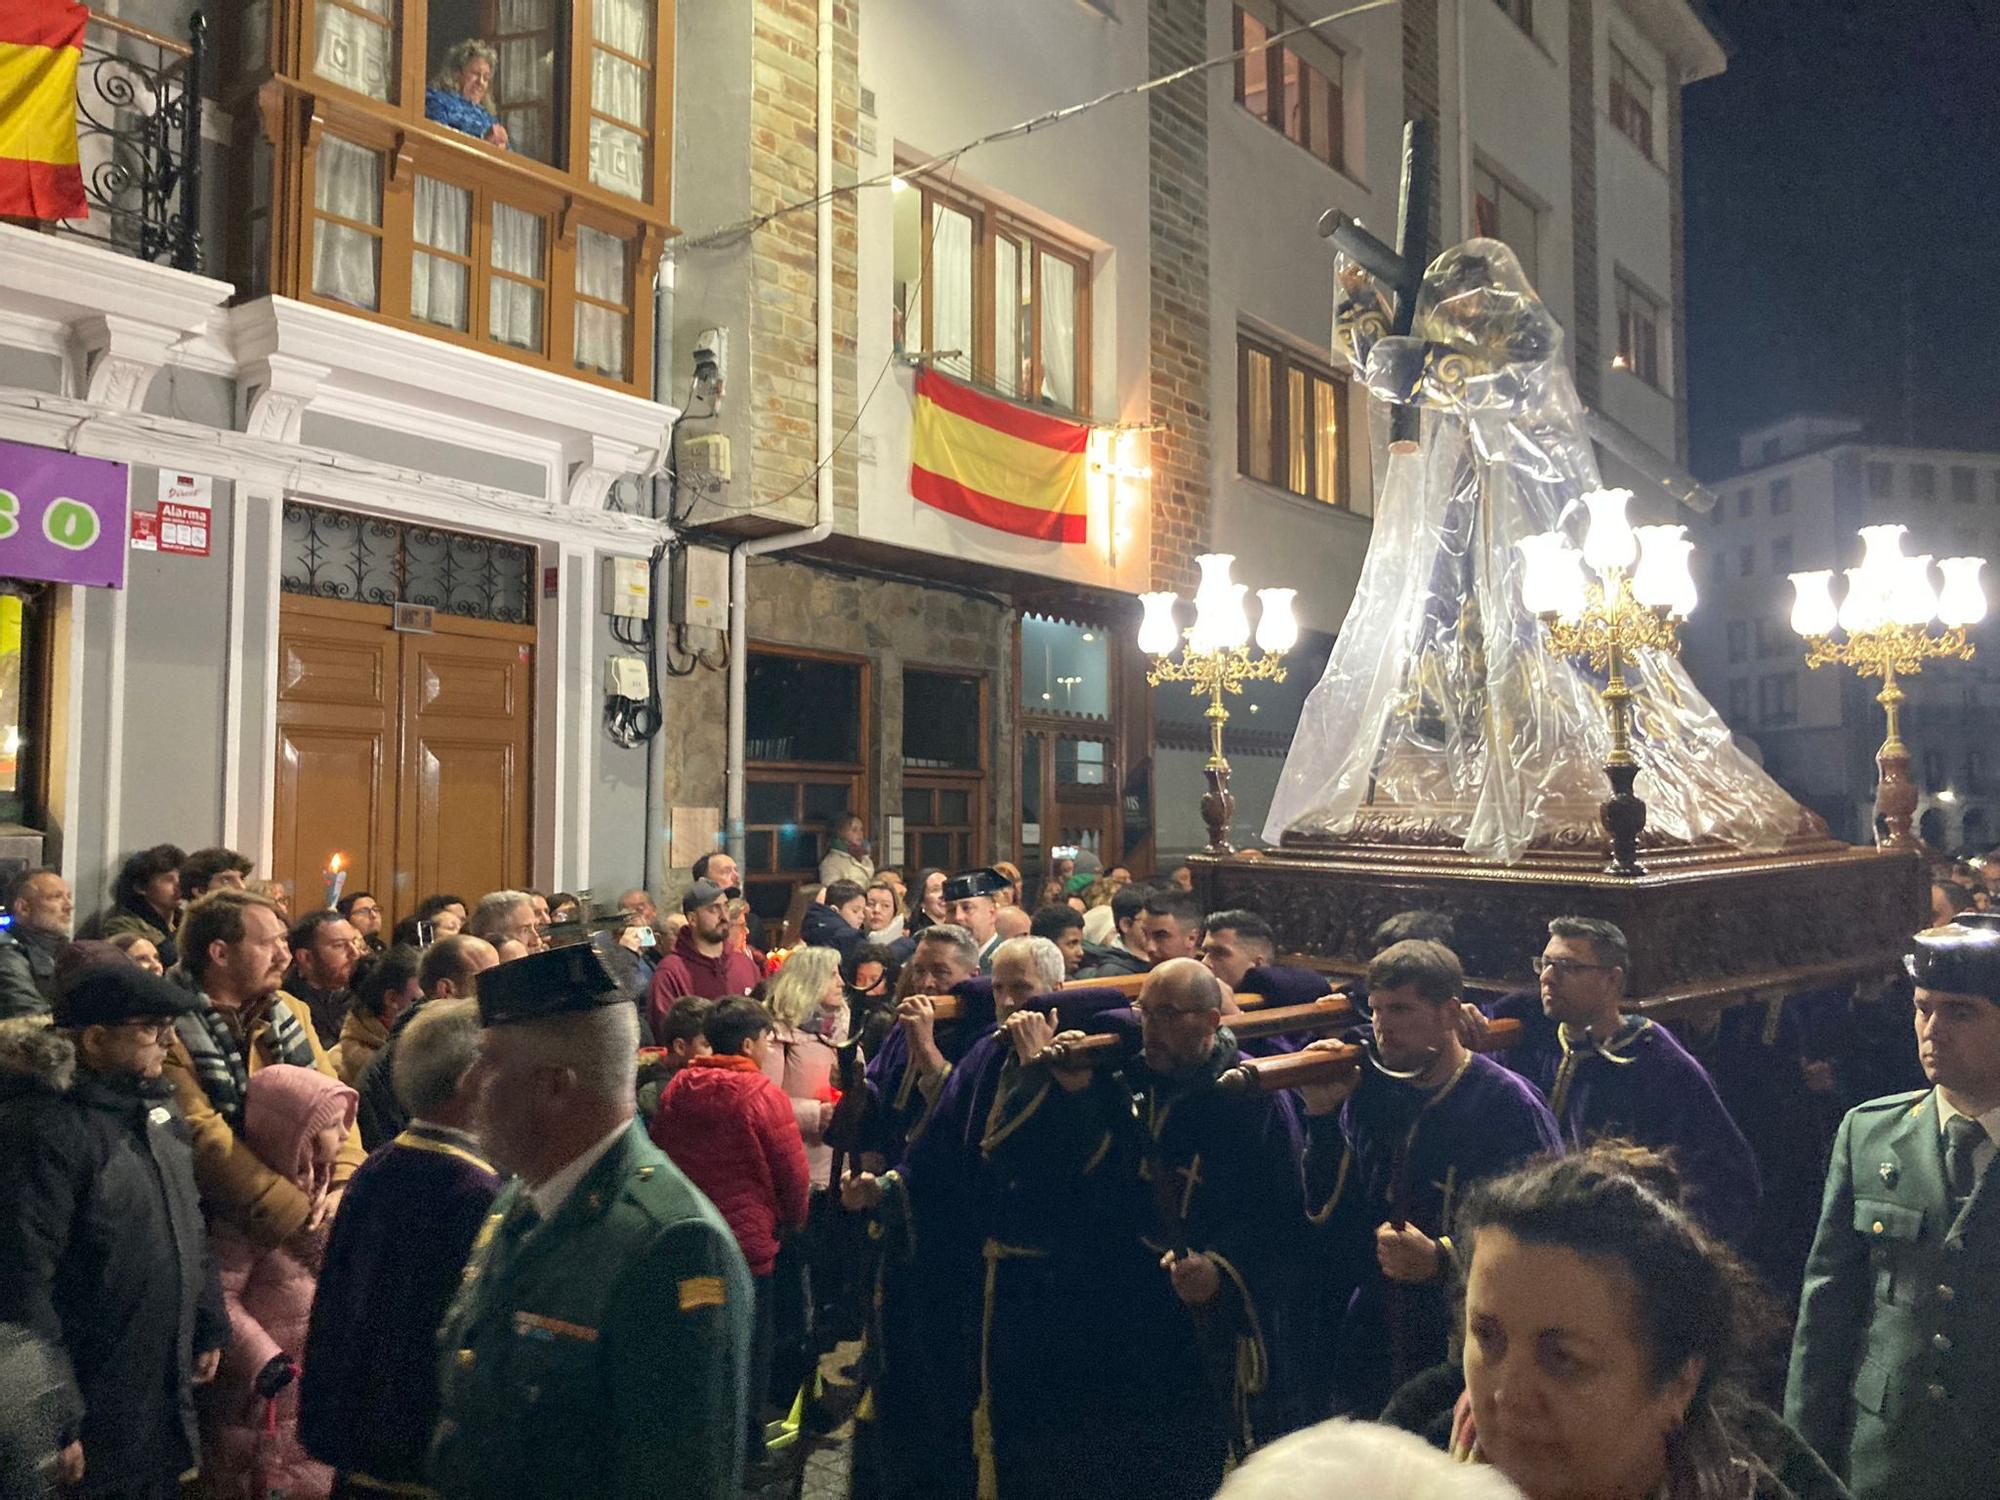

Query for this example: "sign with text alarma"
[0,439,128,588]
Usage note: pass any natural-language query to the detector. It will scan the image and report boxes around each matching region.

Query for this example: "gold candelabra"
[1520,492,1696,877]
[1139,556,1296,855]
[1799,624,1971,851]
[1536,575,1685,875]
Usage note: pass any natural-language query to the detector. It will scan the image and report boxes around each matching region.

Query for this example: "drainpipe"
[724,0,837,862]
[1456,0,1473,238]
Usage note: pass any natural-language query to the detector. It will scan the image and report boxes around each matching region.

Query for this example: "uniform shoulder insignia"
[678,1275,728,1312]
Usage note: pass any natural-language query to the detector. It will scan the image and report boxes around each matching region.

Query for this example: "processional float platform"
[1193,811,1925,1020]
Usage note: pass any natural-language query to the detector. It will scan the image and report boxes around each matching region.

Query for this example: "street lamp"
[1139,554,1298,855]
[1787,526,1986,851]
[1518,488,1697,876]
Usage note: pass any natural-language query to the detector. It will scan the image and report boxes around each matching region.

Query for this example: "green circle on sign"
[43,497,101,552]
[0,490,17,542]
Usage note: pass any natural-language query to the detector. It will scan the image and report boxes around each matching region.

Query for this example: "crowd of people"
[0,835,1994,1500]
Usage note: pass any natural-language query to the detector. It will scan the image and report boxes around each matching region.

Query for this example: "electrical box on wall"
[601,556,651,619]
[670,545,731,632]
[680,433,732,483]
[605,656,648,698]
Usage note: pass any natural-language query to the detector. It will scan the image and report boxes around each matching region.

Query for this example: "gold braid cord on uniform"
[973,1238,1048,1500]
[1549,1019,1647,1121]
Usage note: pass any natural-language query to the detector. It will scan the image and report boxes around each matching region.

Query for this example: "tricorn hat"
[477,944,623,1027]
[1906,914,2000,1001]
[943,867,1008,903]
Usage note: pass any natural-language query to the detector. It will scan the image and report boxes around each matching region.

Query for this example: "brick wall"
[748,0,862,524]
[1667,82,1689,466]
[1568,0,1600,408]
[1146,0,1213,592]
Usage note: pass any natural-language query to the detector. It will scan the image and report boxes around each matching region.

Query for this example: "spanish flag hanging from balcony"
[0,0,89,221]
[909,368,1089,544]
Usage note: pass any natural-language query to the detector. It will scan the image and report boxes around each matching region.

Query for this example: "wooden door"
[274,598,401,916]
[273,596,533,924]
[397,620,533,915]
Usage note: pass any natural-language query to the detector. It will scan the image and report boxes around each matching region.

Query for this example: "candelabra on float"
[1787,526,1986,851]
[1138,554,1298,855]
[1518,488,1697,876]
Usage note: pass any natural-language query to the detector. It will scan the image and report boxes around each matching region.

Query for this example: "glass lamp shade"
[1137,592,1181,656]
[1517,532,1574,616]
[1856,524,1908,574]
[1937,556,1988,628]
[1551,543,1590,621]
[1193,552,1237,603]
[1631,525,1696,615]
[1254,588,1299,653]
[1580,488,1639,574]
[1887,555,1938,628]
[1211,584,1252,650]
[1837,566,1887,635]
[1787,570,1838,637]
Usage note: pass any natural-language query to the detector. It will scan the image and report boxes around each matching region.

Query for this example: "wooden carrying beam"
[926,986,1266,1024]
[1033,996,1359,1070]
[1214,1017,1524,1095]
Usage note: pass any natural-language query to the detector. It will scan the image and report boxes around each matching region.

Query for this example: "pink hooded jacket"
[201,1063,357,1500]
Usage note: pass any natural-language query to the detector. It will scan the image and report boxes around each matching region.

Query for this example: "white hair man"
[430,947,753,1500]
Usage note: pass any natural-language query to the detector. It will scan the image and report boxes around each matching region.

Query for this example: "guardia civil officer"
[1786,914,2000,1499]
[430,945,754,1500]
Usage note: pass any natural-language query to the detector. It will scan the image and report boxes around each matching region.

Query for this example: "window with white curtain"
[312,134,383,310]
[490,0,559,165]
[1038,252,1077,410]
[589,0,652,200]
[929,203,974,383]
[315,0,395,102]
[890,171,1092,415]
[574,225,630,379]
[411,175,471,331]
[488,202,545,352]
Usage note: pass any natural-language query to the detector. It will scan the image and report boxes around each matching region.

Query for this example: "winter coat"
[78,896,177,969]
[201,1065,357,1500]
[334,1008,388,1090]
[0,1322,66,1500]
[650,1054,810,1275]
[646,928,762,1036]
[764,1012,847,1188]
[818,845,875,889]
[799,902,865,964]
[0,1019,227,1498]
[0,932,44,1021]
[161,988,368,1247]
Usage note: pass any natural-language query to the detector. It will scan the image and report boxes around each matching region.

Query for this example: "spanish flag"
[0,0,88,221]
[909,369,1089,544]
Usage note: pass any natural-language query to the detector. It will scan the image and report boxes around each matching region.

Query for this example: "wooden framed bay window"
[225,0,670,393]
[1238,330,1349,508]
[892,171,1092,417]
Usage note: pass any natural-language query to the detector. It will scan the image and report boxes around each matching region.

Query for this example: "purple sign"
[0,439,128,589]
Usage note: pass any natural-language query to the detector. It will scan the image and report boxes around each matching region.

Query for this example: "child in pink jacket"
[200,1063,357,1500]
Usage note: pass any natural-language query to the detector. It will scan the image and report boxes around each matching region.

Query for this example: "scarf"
[175,992,317,1126]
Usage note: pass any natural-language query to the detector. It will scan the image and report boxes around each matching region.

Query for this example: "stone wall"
[1146,0,1213,593]
[656,557,1015,878]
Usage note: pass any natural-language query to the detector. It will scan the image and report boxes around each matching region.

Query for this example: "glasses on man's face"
[1531,955,1609,979]
[119,1020,178,1042]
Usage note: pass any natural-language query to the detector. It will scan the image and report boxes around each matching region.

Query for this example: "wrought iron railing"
[52,10,207,273]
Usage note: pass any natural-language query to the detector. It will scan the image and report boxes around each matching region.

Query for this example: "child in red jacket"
[650,997,809,1464]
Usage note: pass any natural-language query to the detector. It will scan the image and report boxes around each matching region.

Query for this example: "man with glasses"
[1485,915,1759,1247]
[0,962,228,1499]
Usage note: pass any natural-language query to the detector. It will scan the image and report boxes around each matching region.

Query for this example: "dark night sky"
[1682,0,2000,477]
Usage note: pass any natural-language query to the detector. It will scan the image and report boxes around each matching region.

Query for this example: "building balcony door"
[272,505,536,923]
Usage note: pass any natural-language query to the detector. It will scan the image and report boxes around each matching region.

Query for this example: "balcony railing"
[51,10,207,273]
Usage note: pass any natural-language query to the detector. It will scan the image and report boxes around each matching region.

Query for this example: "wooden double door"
[272,595,534,926]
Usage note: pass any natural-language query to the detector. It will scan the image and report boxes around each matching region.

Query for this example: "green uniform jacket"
[430,1120,753,1500]
[1785,1088,2000,1500]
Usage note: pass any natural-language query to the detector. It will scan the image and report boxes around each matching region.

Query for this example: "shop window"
[0,588,52,828]
[1020,616,1109,718]
[746,650,865,765]
[904,670,985,771]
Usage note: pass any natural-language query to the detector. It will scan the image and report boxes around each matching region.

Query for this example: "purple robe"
[1487,994,1761,1246]
[1308,1049,1560,1416]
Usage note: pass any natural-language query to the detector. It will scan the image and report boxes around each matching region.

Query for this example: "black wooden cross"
[1317,118,1439,445]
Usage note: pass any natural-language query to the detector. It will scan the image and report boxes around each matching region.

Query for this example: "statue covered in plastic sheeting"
[1265,239,1804,862]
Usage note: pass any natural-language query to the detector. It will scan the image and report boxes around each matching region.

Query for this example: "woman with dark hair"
[1384,1144,1845,1500]
[335,946,424,1088]
[80,843,185,968]
[906,867,947,935]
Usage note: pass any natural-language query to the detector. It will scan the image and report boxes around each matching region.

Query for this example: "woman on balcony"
[425,40,509,150]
